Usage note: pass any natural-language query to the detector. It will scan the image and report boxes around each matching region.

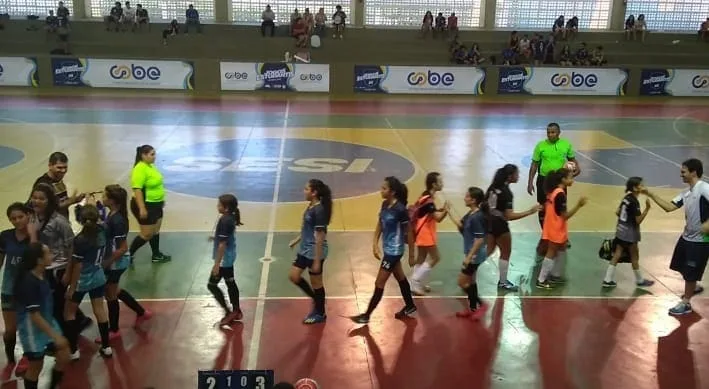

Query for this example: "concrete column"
[483,0,496,29]
[72,0,87,19]
[214,0,228,23]
[354,0,364,27]
[609,0,626,30]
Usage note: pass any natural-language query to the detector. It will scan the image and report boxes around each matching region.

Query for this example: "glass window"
[625,0,709,32]
[232,0,350,25]
[86,0,215,21]
[364,0,482,27]
[495,0,611,30]
[0,0,73,17]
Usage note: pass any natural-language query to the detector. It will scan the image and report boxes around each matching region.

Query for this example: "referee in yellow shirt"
[129,144,171,263]
[527,123,581,227]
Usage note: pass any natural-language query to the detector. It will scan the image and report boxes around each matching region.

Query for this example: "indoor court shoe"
[303,312,326,324]
[135,309,154,327]
[14,357,28,377]
[394,305,417,319]
[151,253,172,262]
[471,303,489,321]
[549,276,567,285]
[99,347,113,358]
[668,302,692,316]
[455,309,473,318]
[350,314,370,324]
[636,279,655,287]
[498,280,519,292]
[535,281,553,290]
[1,362,15,381]
[602,280,617,288]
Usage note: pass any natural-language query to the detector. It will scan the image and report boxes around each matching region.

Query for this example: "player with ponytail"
[288,179,332,324]
[350,176,417,324]
[99,185,152,344]
[208,194,244,326]
[449,187,489,319]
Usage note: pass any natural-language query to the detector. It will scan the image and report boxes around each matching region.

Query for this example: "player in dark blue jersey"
[14,242,70,389]
[208,194,243,326]
[98,185,151,344]
[350,176,417,324]
[449,187,489,320]
[288,179,332,324]
[0,202,34,379]
[65,204,112,358]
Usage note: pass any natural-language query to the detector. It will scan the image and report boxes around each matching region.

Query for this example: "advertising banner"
[0,57,38,87]
[51,58,194,89]
[220,62,329,92]
[353,65,485,95]
[497,67,627,96]
[640,68,709,96]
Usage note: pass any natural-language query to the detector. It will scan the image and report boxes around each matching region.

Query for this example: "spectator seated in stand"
[590,45,606,66]
[292,17,308,47]
[434,12,446,38]
[559,44,573,66]
[46,10,59,35]
[421,11,433,38]
[447,13,458,37]
[553,15,565,39]
[122,1,136,31]
[565,16,578,40]
[185,4,201,33]
[314,8,326,37]
[56,1,70,25]
[699,18,708,42]
[635,14,647,42]
[502,45,518,65]
[135,4,149,31]
[574,42,590,66]
[162,18,179,45]
[105,1,123,31]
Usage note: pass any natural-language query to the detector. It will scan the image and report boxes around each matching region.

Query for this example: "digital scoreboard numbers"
[198,370,274,389]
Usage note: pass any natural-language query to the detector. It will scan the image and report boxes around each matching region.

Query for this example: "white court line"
[246,101,290,370]
[135,294,709,302]
[575,150,628,180]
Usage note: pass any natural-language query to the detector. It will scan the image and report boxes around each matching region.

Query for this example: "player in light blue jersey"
[449,187,489,320]
[14,242,70,389]
[65,204,112,358]
[208,194,243,326]
[288,179,332,324]
[99,185,151,344]
[0,202,34,379]
[350,176,417,324]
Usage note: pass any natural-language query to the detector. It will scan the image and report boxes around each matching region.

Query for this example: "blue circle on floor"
[0,146,25,169]
[160,138,416,202]
[522,145,709,188]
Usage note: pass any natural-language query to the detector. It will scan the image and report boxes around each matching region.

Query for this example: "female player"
[0,203,33,379]
[486,164,540,291]
[350,176,417,324]
[208,194,243,326]
[99,185,152,343]
[448,187,489,319]
[602,177,654,288]
[65,204,112,357]
[409,172,449,295]
[288,179,332,324]
[29,183,77,357]
[536,168,587,289]
[129,145,171,263]
[14,242,71,389]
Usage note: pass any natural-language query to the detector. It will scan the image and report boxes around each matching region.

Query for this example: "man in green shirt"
[527,123,581,227]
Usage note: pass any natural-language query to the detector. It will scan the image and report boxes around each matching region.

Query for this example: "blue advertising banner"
[497,67,529,94]
[639,68,709,96]
[353,65,485,95]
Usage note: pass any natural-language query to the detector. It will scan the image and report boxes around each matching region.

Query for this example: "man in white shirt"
[644,158,709,316]
[122,1,136,31]
[261,5,275,37]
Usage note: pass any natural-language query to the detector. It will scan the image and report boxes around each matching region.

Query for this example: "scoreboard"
[198,370,275,389]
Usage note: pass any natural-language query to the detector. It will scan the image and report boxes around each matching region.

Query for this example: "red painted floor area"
[0,297,707,388]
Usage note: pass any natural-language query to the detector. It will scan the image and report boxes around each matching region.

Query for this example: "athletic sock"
[398,279,415,308]
[499,259,510,283]
[464,284,477,310]
[129,236,147,257]
[208,282,230,313]
[295,278,315,299]
[107,299,120,332]
[149,234,161,256]
[98,321,110,348]
[537,258,554,283]
[551,252,566,278]
[634,269,644,283]
[118,289,145,316]
[313,287,326,315]
[365,287,384,316]
[604,265,617,283]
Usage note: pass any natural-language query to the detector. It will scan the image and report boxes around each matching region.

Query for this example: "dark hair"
[308,179,332,224]
[48,152,68,165]
[487,164,518,193]
[625,177,643,193]
[682,158,703,178]
[31,183,59,220]
[547,122,560,131]
[6,202,31,218]
[13,242,45,297]
[219,194,243,226]
[467,186,488,214]
[134,145,155,166]
[422,172,441,196]
[545,168,571,193]
[385,176,408,206]
[105,184,129,227]
[79,204,101,246]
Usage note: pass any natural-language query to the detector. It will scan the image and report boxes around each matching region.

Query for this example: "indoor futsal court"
[1,92,709,389]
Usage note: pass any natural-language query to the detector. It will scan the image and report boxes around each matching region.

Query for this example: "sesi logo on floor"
[160,138,415,203]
